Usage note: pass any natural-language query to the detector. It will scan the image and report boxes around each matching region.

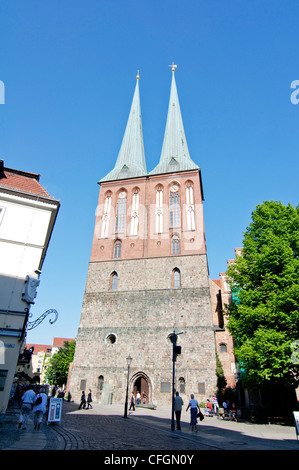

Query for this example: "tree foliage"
[46,341,76,387]
[226,201,299,389]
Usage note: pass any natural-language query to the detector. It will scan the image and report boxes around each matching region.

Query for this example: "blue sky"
[1,1,298,345]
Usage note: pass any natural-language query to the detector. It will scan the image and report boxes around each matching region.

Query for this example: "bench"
[218,407,230,420]
[204,409,214,417]
[267,416,285,425]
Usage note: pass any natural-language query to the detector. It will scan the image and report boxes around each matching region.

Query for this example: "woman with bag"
[186,394,201,432]
[33,387,48,430]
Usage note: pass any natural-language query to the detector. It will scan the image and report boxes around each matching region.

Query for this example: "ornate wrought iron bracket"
[26,309,58,331]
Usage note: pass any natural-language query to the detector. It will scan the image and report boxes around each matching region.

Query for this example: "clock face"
[170,185,178,192]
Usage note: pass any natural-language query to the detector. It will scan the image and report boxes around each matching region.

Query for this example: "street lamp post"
[124,354,132,418]
[170,330,183,431]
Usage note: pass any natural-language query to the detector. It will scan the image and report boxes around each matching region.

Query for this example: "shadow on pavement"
[55,401,298,451]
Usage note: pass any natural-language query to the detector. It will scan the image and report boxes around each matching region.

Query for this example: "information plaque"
[47,397,63,423]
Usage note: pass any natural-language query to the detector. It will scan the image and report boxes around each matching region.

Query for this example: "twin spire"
[100,66,198,183]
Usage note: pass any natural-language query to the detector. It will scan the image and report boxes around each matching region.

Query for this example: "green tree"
[46,341,76,387]
[226,201,299,390]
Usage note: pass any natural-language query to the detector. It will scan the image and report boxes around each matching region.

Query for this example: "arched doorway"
[131,372,151,405]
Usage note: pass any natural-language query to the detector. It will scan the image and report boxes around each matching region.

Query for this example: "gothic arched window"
[170,185,181,228]
[130,189,140,236]
[115,191,126,233]
[155,186,163,233]
[101,192,112,238]
[110,271,118,290]
[185,182,195,230]
[179,377,186,394]
[173,268,181,288]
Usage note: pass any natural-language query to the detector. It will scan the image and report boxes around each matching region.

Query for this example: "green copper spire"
[100,73,147,182]
[150,64,199,175]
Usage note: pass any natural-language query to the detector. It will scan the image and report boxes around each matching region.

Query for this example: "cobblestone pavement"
[1,401,299,453]
[50,402,214,451]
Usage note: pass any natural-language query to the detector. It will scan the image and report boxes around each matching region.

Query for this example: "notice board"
[48,397,63,423]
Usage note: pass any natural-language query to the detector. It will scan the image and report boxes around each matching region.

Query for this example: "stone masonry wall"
[69,254,217,405]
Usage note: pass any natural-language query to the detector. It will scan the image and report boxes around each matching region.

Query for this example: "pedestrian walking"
[173,391,184,430]
[186,394,200,431]
[78,391,86,409]
[136,391,141,405]
[18,385,36,430]
[129,393,135,411]
[212,395,219,414]
[87,389,93,409]
[33,387,48,430]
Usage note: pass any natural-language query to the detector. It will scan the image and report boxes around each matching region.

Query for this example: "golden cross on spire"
[169,62,177,72]
[136,70,140,80]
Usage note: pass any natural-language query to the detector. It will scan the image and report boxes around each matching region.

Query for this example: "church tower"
[69,67,217,405]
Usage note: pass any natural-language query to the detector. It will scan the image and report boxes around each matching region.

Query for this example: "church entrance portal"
[132,374,150,404]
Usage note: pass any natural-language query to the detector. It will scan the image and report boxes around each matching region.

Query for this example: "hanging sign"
[48,397,63,423]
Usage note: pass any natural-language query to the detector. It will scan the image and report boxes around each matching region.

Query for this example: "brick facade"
[69,169,218,405]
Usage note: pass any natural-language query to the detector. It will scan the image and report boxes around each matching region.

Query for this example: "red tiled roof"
[0,165,53,199]
[212,279,221,288]
[52,337,75,347]
[26,343,52,354]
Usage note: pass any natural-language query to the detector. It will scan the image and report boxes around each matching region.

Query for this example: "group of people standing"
[204,396,219,414]
[129,391,147,411]
[205,396,238,421]
[174,392,239,431]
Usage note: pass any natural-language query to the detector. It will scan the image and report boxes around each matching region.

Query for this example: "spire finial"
[169,62,177,72]
[136,69,140,80]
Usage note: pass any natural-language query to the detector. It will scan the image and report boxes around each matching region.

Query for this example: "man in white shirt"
[18,385,36,430]
[174,391,184,430]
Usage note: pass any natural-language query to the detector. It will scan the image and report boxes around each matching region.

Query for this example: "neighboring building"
[0,160,59,415]
[69,68,218,405]
[51,337,75,356]
[209,248,243,391]
[15,338,75,386]
[16,344,52,384]
[210,275,239,390]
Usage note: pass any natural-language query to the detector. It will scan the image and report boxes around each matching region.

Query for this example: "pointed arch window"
[179,377,186,394]
[114,240,121,259]
[115,192,127,233]
[155,186,163,233]
[110,271,118,290]
[186,182,195,230]
[101,193,112,238]
[130,189,139,236]
[170,185,181,228]
[173,268,181,288]
[172,234,180,254]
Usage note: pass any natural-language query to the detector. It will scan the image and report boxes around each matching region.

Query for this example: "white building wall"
[0,189,59,416]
